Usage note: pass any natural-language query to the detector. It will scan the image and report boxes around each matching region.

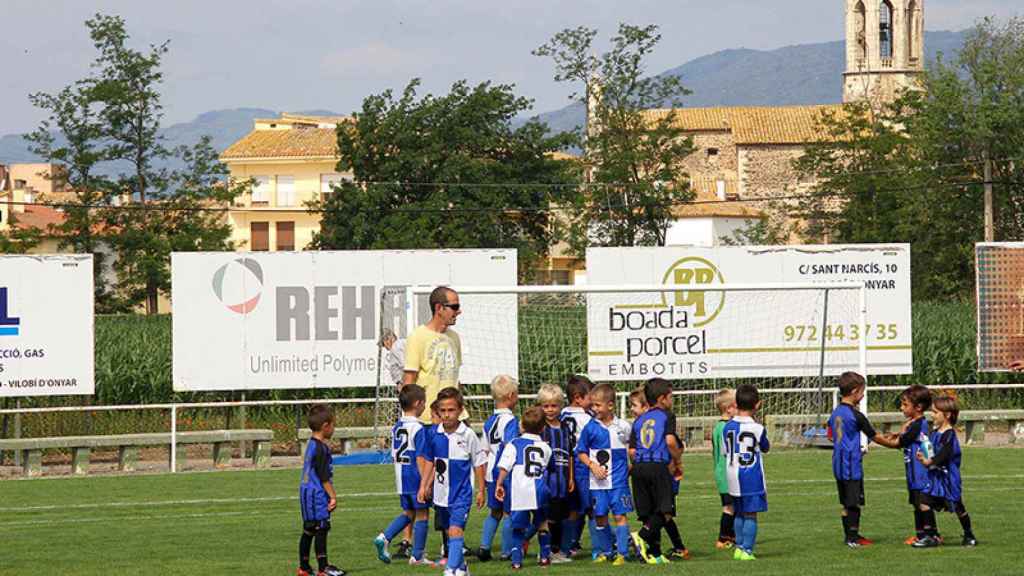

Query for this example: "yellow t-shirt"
[404,325,465,422]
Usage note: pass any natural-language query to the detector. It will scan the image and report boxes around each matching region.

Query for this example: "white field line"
[2,474,1023,515]
[1,484,1020,530]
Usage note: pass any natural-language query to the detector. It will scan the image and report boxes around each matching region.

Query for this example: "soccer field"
[1,448,1020,576]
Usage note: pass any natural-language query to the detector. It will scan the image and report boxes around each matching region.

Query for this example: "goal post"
[402,282,867,442]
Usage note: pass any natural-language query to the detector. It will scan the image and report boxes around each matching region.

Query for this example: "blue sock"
[594,524,611,557]
[588,518,600,556]
[480,514,500,550]
[733,516,747,551]
[523,523,538,543]
[539,531,552,560]
[383,514,412,542]
[412,520,429,560]
[742,517,759,553]
[448,536,465,570]
[501,516,515,556]
[561,519,576,552]
[615,525,630,557]
[511,529,525,565]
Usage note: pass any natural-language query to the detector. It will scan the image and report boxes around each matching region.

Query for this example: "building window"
[251,221,269,251]
[907,0,919,62]
[276,175,295,206]
[276,221,295,251]
[706,148,719,157]
[320,173,350,202]
[252,176,270,206]
[879,1,894,61]
[854,1,867,65]
[532,269,572,285]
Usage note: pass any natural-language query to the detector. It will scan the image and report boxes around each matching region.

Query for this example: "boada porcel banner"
[0,254,94,397]
[171,249,516,391]
[585,245,912,381]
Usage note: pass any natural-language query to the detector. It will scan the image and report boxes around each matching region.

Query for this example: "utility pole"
[984,152,994,242]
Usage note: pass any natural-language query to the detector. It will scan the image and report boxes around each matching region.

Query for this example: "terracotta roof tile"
[8,205,66,232]
[642,104,845,145]
[221,128,339,160]
[672,179,764,219]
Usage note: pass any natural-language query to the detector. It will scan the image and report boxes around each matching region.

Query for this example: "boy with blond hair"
[538,383,573,561]
[712,388,737,549]
[478,374,520,561]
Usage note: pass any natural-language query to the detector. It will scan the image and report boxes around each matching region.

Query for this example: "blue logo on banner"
[0,287,20,336]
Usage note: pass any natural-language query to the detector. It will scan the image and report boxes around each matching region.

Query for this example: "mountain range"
[0,30,968,173]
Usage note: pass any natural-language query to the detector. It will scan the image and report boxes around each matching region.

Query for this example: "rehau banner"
[172,250,516,391]
[0,254,94,397]
[585,245,912,380]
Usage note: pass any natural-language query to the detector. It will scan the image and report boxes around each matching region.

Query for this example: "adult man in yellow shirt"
[403,286,466,422]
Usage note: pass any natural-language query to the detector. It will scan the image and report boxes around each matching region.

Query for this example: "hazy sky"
[1,0,1019,134]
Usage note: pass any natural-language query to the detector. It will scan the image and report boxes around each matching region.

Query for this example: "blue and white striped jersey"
[422,422,487,507]
[723,415,771,497]
[497,433,552,512]
[483,408,519,483]
[576,416,631,491]
[542,423,571,499]
[560,406,593,484]
[392,416,427,495]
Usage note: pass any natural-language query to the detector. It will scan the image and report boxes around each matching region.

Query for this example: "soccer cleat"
[592,554,608,563]
[395,540,412,559]
[318,566,346,576]
[297,568,313,576]
[645,555,670,564]
[476,548,492,562]
[846,540,862,549]
[962,535,978,547]
[668,548,690,560]
[904,535,919,545]
[715,539,734,550]
[630,531,651,563]
[510,563,523,571]
[551,552,572,563]
[538,557,551,568]
[855,536,874,546]
[374,534,392,564]
[408,556,437,567]
[738,551,757,561]
[912,536,940,548]
[612,555,626,566]
[438,557,448,567]
[442,569,456,576]
[733,548,744,560]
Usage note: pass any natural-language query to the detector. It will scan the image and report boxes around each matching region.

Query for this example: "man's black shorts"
[908,489,928,508]
[719,493,735,507]
[836,479,865,508]
[631,462,675,517]
[547,497,571,523]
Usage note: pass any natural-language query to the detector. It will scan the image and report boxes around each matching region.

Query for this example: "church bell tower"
[843,0,924,103]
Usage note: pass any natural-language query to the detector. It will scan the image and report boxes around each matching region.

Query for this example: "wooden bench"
[0,429,273,477]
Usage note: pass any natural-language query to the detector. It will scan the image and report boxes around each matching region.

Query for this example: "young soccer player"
[629,387,688,560]
[711,388,737,550]
[298,405,345,576]
[576,383,633,565]
[893,384,940,547]
[478,375,520,561]
[495,406,555,569]
[724,384,770,561]
[629,378,684,565]
[826,372,901,548]
[561,375,594,556]
[375,384,434,566]
[917,395,977,546]
[418,388,487,576]
[538,383,573,562]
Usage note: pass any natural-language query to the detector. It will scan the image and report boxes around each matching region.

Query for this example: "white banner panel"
[0,255,94,397]
[585,245,912,380]
[172,250,516,391]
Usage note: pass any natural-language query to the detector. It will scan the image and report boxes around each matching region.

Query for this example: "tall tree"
[796,17,1024,300]
[311,79,578,276]
[534,24,696,254]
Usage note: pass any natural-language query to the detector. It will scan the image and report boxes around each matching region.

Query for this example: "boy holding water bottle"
[893,385,940,547]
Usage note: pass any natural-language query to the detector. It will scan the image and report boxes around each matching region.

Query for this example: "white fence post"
[170,404,178,474]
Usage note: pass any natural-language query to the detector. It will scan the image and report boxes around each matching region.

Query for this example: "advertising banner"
[172,250,516,391]
[975,243,1024,371]
[585,245,912,380]
[0,254,94,397]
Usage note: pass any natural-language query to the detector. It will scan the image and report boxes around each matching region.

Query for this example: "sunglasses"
[442,303,461,311]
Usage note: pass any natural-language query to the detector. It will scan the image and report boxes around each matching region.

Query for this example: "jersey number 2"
[395,429,411,464]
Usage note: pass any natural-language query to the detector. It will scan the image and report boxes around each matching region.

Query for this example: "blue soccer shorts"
[400,494,430,511]
[486,481,503,511]
[592,486,634,517]
[733,493,768,514]
[434,500,471,530]
[509,508,548,531]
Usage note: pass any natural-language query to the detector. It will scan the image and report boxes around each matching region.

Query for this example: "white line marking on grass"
[0,506,386,529]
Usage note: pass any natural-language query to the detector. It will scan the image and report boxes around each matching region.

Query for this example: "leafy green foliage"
[535,24,697,254]
[311,79,578,276]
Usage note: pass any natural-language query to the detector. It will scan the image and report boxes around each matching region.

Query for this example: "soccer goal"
[389,282,867,445]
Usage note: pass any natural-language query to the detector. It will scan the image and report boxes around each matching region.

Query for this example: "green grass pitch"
[1,447,1020,575]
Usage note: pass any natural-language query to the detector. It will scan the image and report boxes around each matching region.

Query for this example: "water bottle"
[919,432,934,460]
